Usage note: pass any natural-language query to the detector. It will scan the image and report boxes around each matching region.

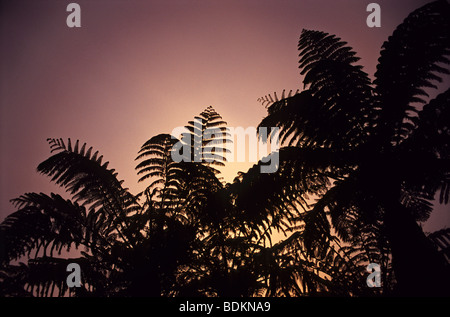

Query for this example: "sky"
[0,0,448,233]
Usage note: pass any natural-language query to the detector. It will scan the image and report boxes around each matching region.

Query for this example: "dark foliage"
[1,1,449,297]
[258,0,450,296]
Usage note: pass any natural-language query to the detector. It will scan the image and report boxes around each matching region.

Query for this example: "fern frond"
[1,193,86,263]
[374,0,450,141]
[39,138,139,213]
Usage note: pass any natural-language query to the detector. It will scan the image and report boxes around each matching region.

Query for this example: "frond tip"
[257,89,299,107]
[38,138,135,210]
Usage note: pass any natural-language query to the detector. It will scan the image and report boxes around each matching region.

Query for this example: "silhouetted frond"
[410,89,450,160]
[39,139,139,213]
[257,89,299,107]
[374,0,450,142]
[0,193,86,264]
[181,106,232,168]
[136,134,179,190]
[259,30,375,150]
[3,2,450,296]
[257,1,450,296]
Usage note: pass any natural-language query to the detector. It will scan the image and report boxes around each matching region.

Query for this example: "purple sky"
[1,0,448,232]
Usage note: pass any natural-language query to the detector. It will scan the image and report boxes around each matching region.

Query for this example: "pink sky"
[1,0,448,232]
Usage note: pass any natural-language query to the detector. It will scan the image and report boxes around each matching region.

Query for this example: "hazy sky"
[1,0,448,232]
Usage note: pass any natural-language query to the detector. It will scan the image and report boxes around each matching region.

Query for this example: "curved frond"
[259,30,375,149]
[181,106,232,167]
[38,138,140,248]
[135,133,179,190]
[374,0,450,141]
[0,193,86,264]
[409,88,450,159]
[42,139,139,215]
[39,138,139,213]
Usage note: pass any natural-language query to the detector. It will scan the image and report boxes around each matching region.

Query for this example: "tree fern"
[374,0,450,144]
[0,193,86,263]
[258,0,450,295]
